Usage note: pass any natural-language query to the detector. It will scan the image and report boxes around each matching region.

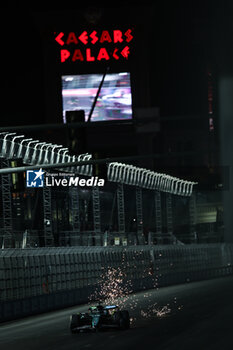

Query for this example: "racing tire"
[70,314,80,334]
[95,325,101,333]
[114,311,130,330]
[120,310,130,330]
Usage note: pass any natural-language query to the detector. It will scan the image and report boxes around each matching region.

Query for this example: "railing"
[0,229,223,249]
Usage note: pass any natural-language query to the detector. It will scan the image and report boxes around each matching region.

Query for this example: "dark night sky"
[1,1,232,127]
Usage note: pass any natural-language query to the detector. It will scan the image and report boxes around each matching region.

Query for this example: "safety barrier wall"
[0,243,233,322]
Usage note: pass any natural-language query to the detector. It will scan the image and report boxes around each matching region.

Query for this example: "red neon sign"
[54,29,134,63]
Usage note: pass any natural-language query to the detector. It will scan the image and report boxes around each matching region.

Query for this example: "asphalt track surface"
[1,276,233,350]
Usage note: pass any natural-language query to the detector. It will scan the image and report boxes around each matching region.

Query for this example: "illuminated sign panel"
[54,29,134,63]
[61,72,133,122]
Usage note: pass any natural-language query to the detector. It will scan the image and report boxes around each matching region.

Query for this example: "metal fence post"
[92,186,101,244]
[189,191,197,243]
[155,191,162,243]
[117,183,125,234]
[166,193,173,240]
[69,187,80,245]
[0,159,13,248]
[136,187,144,244]
[43,185,54,246]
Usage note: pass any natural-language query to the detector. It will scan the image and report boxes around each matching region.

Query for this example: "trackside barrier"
[0,244,233,322]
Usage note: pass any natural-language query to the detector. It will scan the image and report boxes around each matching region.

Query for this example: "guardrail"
[0,243,233,322]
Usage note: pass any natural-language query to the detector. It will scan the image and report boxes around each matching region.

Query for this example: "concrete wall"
[0,244,233,322]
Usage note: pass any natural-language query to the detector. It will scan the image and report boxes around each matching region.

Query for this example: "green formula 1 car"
[70,304,130,333]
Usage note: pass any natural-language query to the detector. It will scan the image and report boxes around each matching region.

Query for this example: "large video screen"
[61,72,132,122]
